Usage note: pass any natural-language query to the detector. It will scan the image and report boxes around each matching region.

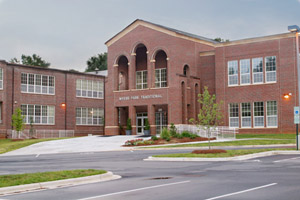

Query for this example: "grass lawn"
[236,134,296,140]
[153,148,295,158]
[0,138,70,154]
[0,169,106,188]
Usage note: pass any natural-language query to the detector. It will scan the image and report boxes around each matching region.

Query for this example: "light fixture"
[288,25,300,33]
[61,103,66,107]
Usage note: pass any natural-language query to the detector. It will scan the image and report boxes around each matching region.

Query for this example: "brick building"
[0,60,105,138]
[105,19,300,135]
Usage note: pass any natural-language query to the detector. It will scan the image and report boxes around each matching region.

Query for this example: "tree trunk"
[207,129,211,150]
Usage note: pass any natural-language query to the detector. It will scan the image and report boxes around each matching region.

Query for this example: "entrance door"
[136,113,148,135]
[155,112,168,134]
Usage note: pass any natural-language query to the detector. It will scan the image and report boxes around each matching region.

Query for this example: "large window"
[0,68,3,89]
[76,107,104,125]
[21,73,55,95]
[229,103,239,128]
[21,104,55,125]
[254,102,264,127]
[241,103,251,128]
[136,70,147,89]
[76,79,104,99]
[267,101,277,127]
[240,59,250,85]
[252,57,263,84]
[155,68,167,88]
[228,61,238,86]
[265,56,276,83]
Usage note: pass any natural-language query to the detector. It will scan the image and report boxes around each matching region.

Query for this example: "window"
[240,59,250,85]
[267,101,277,127]
[21,104,55,125]
[265,56,276,83]
[241,103,251,128]
[0,68,3,89]
[228,61,238,86]
[252,57,263,84]
[136,70,147,89]
[76,107,104,125]
[76,79,104,99]
[229,103,239,128]
[155,68,167,88]
[21,73,55,95]
[254,102,264,127]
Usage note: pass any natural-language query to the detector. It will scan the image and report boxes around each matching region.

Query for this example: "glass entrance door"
[155,112,168,134]
[136,113,148,135]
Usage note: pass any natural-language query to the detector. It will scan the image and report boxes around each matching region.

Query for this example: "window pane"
[240,59,250,84]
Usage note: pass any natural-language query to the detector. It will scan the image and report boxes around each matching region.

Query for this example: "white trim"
[228,60,239,86]
[265,56,277,83]
[21,73,55,95]
[240,59,251,85]
[76,79,104,99]
[241,102,251,128]
[253,102,264,128]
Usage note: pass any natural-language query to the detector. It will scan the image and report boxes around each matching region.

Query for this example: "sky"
[0,0,300,71]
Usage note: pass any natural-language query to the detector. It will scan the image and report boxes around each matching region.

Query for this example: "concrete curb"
[0,171,121,196]
[144,150,300,162]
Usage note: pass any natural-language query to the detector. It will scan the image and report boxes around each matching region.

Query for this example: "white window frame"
[253,102,264,128]
[21,73,55,95]
[76,79,104,99]
[229,103,239,128]
[20,104,55,125]
[136,70,147,89]
[265,56,276,83]
[76,107,104,126]
[252,57,263,84]
[267,101,278,128]
[240,59,250,85]
[228,61,238,86]
[241,102,251,128]
[155,68,167,88]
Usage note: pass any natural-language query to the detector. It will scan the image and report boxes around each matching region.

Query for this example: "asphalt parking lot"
[1,149,300,200]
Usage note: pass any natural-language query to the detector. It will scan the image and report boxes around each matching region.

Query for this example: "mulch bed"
[124,137,216,146]
[192,149,227,154]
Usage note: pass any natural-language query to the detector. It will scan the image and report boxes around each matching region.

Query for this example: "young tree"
[85,52,107,72]
[10,54,50,68]
[12,108,25,139]
[190,86,223,149]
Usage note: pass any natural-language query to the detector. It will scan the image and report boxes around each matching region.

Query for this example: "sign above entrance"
[119,94,162,101]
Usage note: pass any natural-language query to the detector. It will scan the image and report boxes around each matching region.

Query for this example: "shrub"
[151,135,158,141]
[144,119,150,130]
[174,133,183,139]
[126,118,132,130]
[161,128,171,141]
[124,138,143,146]
[181,131,198,139]
[169,123,177,137]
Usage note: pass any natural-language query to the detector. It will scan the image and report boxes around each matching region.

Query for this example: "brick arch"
[131,41,149,54]
[150,47,169,60]
[113,53,130,66]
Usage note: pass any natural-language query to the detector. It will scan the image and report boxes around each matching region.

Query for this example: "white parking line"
[274,156,300,163]
[77,180,190,200]
[204,183,277,200]
[35,154,40,158]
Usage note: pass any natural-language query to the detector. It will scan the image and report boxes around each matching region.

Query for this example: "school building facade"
[0,60,105,138]
[104,19,300,135]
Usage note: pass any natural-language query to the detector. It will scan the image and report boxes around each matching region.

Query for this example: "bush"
[124,138,143,146]
[126,118,132,130]
[181,131,198,139]
[151,135,158,141]
[174,133,183,139]
[161,128,171,141]
[169,123,177,137]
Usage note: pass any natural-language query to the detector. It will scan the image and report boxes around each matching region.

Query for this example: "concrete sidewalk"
[2,135,148,156]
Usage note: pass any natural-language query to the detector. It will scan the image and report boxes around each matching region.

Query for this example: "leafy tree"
[190,86,223,149]
[214,37,230,42]
[10,54,50,68]
[85,52,107,72]
[12,108,25,139]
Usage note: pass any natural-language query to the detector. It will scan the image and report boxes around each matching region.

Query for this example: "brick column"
[113,64,118,91]
[129,53,136,89]
[129,106,136,135]
[148,104,156,135]
[150,59,156,88]
[146,51,152,88]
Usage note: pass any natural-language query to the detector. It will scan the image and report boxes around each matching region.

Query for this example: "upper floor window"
[228,61,238,86]
[76,107,104,125]
[21,104,55,125]
[229,103,239,128]
[155,68,167,88]
[240,59,250,85]
[265,56,276,83]
[183,65,189,77]
[76,79,104,99]
[0,68,3,89]
[252,57,263,84]
[21,73,55,95]
[136,71,147,89]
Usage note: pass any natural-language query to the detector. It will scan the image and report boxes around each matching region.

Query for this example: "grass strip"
[153,148,295,158]
[236,134,295,140]
[0,169,106,188]
[0,138,70,154]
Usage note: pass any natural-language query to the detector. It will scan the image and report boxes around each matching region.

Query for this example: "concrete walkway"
[2,135,147,156]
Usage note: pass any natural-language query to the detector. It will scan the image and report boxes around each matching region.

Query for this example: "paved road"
[1,148,300,200]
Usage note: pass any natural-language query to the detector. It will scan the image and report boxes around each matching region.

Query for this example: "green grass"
[0,138,70,154]
[0,169,106,188]
[146,139,295,148]
[236,134,296,140]
[153,148,295,158]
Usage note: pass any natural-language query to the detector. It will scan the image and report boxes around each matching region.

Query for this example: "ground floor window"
[21,104,55,125]
[155,111,168,134]
[267,101,277,127]
[241,102,251,128]
[76,107,104,125]
[229,103,239,128]
[254,102,264,127]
